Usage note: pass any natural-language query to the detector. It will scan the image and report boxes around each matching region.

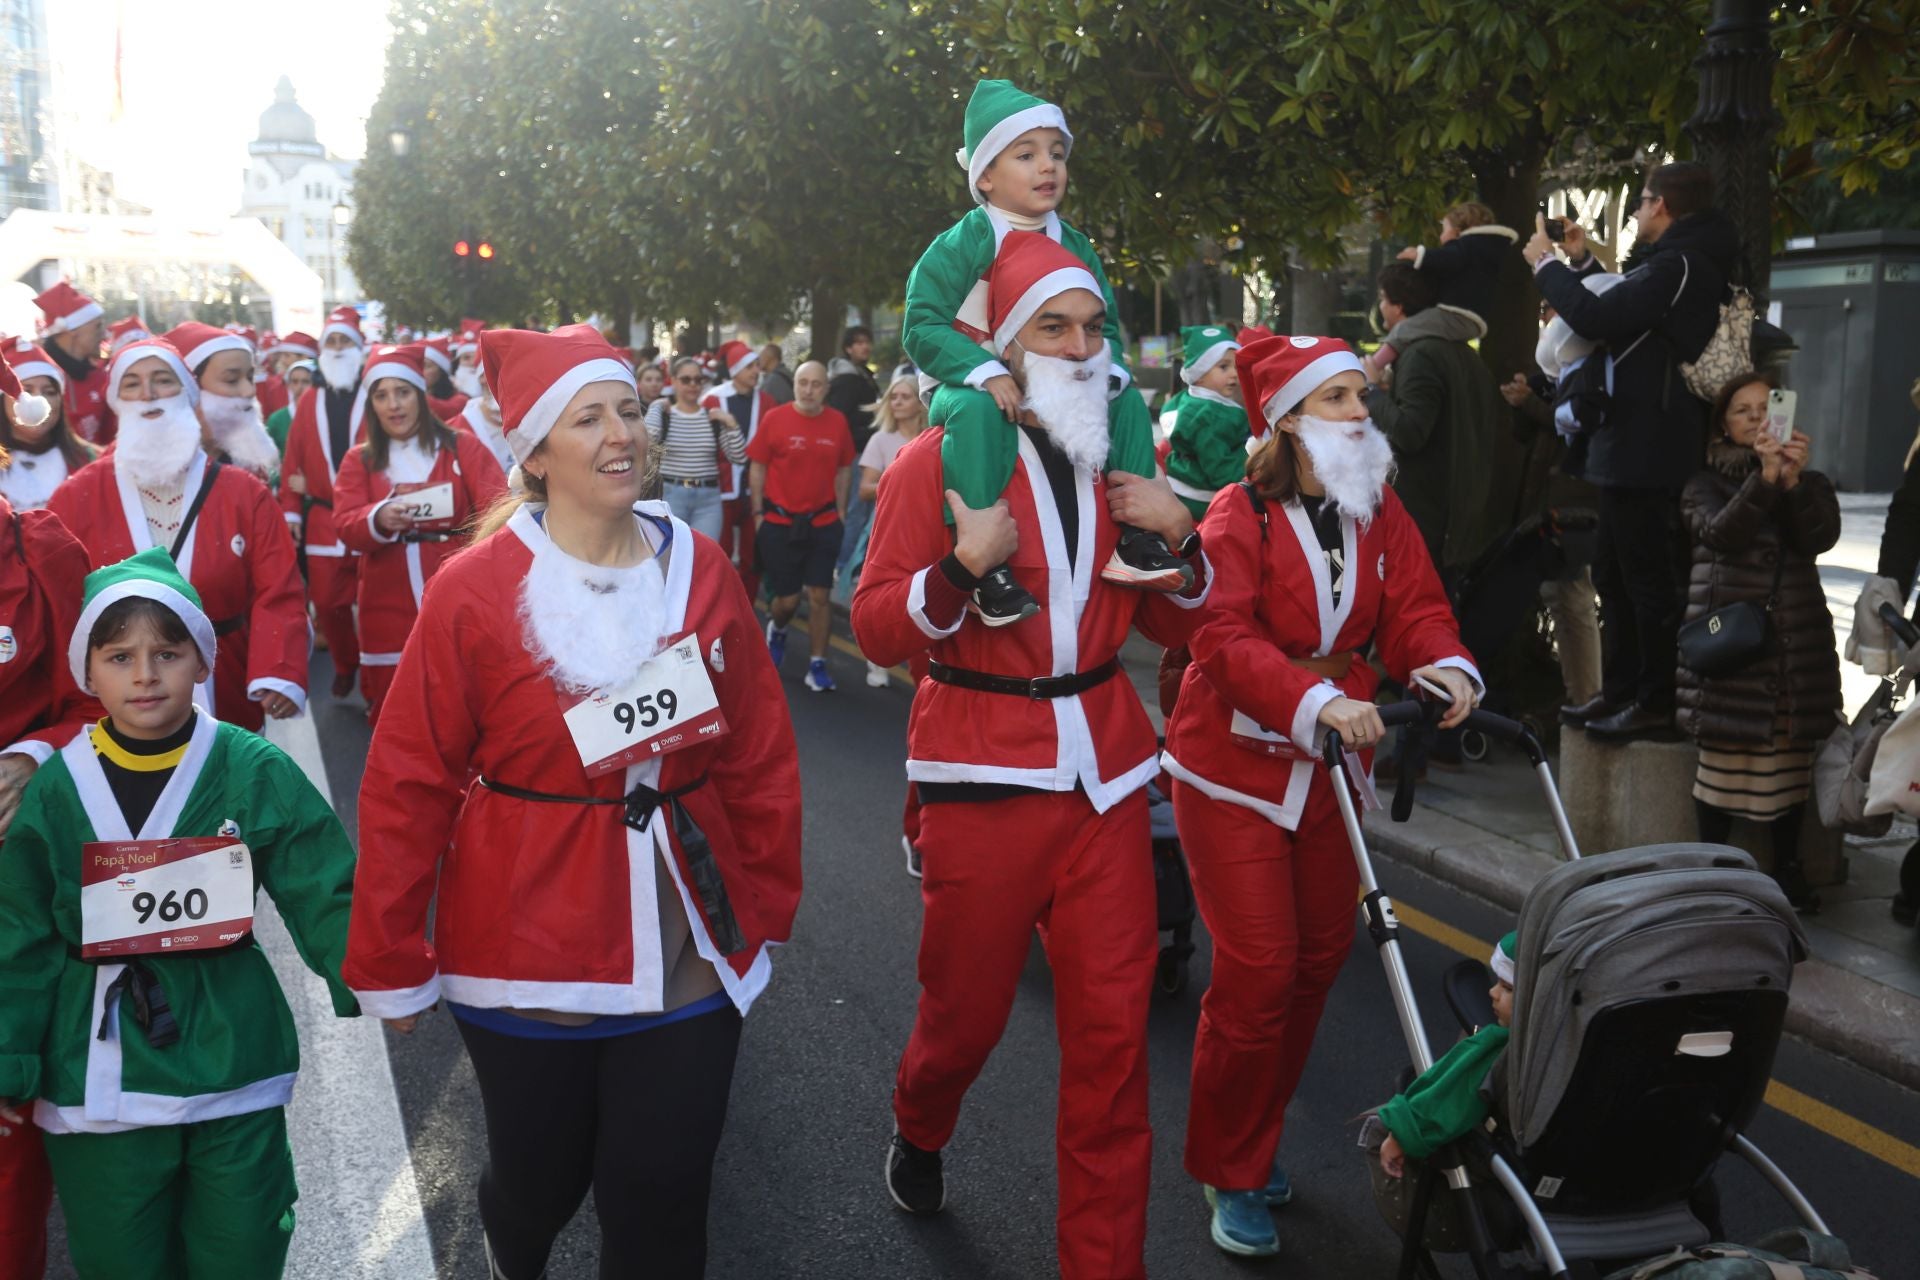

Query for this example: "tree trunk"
[807,284,845,364]
[1289,257,1340,335]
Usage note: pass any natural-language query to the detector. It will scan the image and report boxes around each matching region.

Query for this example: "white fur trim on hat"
[42,300,104,337]
[322,319,364,346]
[107,344,199,408]
[179,331,253,374]
[1180,340,1238,385]
[962,103,1072,207]
[994,265,1101,352]
[10,357,63,388]
[1261,350,1367,428]
[1489,939,1516,987]
[505,357,637,463]
[728,348,757,377]
[68,581,216,692]
[423,345,453,374]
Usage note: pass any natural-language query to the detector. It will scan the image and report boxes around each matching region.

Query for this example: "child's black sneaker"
[885,1130,946,1214]
[1101,526,1193,592]
[970,565,1040,626]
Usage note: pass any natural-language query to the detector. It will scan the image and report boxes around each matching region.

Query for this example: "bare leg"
[806,585,833,659]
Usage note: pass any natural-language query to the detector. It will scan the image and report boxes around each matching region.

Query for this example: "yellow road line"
[826,634,911,686]
[1387,895,1920,1182]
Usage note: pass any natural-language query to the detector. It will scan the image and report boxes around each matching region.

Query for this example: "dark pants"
[1594,485,1686,707]
[456,1007,743,1280]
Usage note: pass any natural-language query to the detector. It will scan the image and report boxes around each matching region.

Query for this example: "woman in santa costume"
[0,357,100,1280]
[0,337,99,512]
[334,343,505,722]
[46,336,307,734]
[701,339,772,597]
[344,324,801,1280]
[277,306,366,698]
[1159,334,1480,1258]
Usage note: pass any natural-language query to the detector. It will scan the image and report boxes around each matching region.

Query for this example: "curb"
[1363,813,1920,1094]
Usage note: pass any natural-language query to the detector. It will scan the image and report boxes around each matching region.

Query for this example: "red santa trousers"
[0,1122,51,1279]
[894,787,1155,1280]
[309,555,359,676]
[1172,772,1359,1190]
[719,496,760,601]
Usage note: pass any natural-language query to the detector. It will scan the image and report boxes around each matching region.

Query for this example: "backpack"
[1603,1229,1878,1280]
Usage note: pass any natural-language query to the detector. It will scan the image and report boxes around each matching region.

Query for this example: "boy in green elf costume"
[903,78,1184,624]
[0,547,358,1279]
[1163,325,1247,521]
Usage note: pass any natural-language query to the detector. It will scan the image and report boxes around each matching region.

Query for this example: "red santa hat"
[1236,325,1274,346]
[108,316,152,354]
[421,335,454,375]
[34,281,105,338]
[989,230,1101,354]
[479,324,637,464]
[0,338,55,428]
[1235,334,1367,439]
[454,319,485,359]
[321,306,364,347]
[162,321,254,376]
[349,344,430,437]
[224,324,261,351]
[268,331,320,359]
[716,339,757,379]
[106,337,199,408]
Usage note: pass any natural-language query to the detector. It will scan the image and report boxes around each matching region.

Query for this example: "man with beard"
[853,230,1211,1280]
[1158,333,1479,1257]
[33,281,114,446]
[279,306,367,697]
[45,335,308,733]
[702,339,774,598]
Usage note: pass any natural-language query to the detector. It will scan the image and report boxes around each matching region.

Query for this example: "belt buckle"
[1027,674,1059,699]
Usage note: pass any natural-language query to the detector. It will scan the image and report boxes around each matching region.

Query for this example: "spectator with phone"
[1675,372,1840,912]
[1363,201,1519,384]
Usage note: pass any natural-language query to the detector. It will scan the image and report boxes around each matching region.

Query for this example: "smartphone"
[1538,202,1566,242]
[1767,388,1797,444]
[1413,673,1455,703]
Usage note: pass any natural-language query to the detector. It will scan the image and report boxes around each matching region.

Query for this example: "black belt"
[213,614,246,637]
[400,531,455,543]
[766,501,837,523]
[479,772,710,833]
[100,960,179,1048]
[663,475,720,488]
[928,657,1120,700]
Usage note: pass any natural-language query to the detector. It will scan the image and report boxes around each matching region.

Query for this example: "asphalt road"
[45,634,1920,1278]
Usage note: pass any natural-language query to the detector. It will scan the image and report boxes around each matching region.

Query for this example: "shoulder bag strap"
[171,461,224,560]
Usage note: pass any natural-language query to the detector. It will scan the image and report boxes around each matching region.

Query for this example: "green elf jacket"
[1165,387,1249,520]
[0,711,358,1133]
[1376,1023,1510,1159]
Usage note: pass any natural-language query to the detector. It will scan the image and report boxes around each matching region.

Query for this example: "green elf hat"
[957,79,1073,207]
[68,547,216,691]
[1490,931,1518,986]
[1178,325,1240,385]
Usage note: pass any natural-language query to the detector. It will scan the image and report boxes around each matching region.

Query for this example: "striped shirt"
[646,401,747,480]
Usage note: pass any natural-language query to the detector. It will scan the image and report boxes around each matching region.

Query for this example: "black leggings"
[456,1006,743,1280]
[1694,800,1804,869]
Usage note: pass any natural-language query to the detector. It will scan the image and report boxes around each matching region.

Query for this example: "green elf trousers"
[43,1106,297,1280]
[932,382,1159,524]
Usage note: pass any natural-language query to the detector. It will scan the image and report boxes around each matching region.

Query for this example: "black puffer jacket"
[1675,441,1843,747]
[1535,210,1742,490]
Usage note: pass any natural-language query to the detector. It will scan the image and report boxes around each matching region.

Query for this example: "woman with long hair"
[345,325,801,1279]
[1159,335,1479,1257]
[333,344,507,723]
[0,338,97,511]
[851,375,928,686]
[645,355,746,540]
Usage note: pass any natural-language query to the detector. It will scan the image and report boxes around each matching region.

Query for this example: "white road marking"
[263,713,437,1278]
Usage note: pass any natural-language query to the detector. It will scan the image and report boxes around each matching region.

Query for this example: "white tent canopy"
[0,210,325,338]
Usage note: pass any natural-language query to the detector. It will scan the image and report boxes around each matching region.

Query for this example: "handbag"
[1676,552,1781,679]
[1678,283,1755,402]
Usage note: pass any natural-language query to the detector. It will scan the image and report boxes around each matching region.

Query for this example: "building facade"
[239,76,358,305]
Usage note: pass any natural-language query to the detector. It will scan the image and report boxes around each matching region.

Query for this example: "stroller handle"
[1879,601,1920,649]
[1319,701,1548,771]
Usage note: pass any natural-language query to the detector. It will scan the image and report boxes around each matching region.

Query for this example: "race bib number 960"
[79,838,256,959]
[563,636,728,776]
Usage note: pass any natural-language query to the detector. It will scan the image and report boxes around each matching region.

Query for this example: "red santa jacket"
[700,382,773,500]
[334,431,507,664]
[344,502,803,1019]
[62,360,116,446]
[0,500,103,763]
[1161,483,1478,830]
[47,452,310,733]
[851,427,1213,813]
[258,374,290,418]
[428,392,469,422]
[277,385,354,559]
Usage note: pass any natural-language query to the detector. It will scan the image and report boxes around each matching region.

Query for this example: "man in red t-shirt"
[747,360,855,691]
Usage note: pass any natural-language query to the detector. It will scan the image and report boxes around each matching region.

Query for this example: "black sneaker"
[1101,525,1193,592]
[970,565,1039,627]
[885,1130,946,1214]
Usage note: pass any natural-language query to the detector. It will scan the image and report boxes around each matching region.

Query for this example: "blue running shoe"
[766,619,787,668]
[1264,1163,1293,1207]
[805,658,836,692]
[1203,1185,1278,1257]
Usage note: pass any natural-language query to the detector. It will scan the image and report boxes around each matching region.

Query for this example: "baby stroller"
[1335,701,1839,1280]
[1147,763,1198,996]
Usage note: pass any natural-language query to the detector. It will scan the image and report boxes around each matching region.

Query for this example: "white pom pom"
[12,393,50,428]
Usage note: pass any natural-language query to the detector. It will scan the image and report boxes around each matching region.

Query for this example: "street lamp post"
[1685,0,1780,308]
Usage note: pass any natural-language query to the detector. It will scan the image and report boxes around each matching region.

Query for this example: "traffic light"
[453,239,471,258]
[476,241,495,262]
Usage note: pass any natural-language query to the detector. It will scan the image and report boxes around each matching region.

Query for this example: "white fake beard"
[1293,415,1396,521]
[518,537,668,696]
[201,392,279,473]
[1020,346,1111,474]
[112,394,204,488]
[452,365,483,399]
[318,346,364,391]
